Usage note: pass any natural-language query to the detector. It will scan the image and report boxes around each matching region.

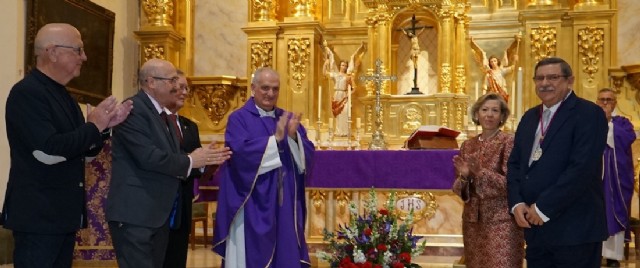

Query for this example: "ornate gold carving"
[290,0,316,18]
[193,84,240,125]
[578,27,604,81]
[455,65,466,94]
[440,63,452,93]
[335,190,352,215]
[455,102,464,131]
[395,191,438,222]
[575,0,604,7]
[253,0,277,21]
[528,0,556,5]
[311,190,326,213]
[530,26,557,62]
[142,0,174,27]
[441,101,449,127]
[364,2,394,26]
[251,41,274,72]
[401,106,423,134]
[287,38,311,91]
[143,44,166,61]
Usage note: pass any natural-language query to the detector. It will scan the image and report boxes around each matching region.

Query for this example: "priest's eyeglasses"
[54,45,84,56]
[151,76,179,84]
[597,97,616,104]
[533,74,567,83]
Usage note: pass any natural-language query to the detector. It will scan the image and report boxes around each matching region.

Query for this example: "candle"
[356,117,361,129]
[318,86,322,120]
[347,85,352,117]
[475,82,479,100]
[328,118,334,129]
[516,67,523,120]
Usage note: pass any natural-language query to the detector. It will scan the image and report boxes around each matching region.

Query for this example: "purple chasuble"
[603,116,635,238]
[212,98,315,268]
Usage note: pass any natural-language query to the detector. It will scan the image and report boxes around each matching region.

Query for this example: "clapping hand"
[275,112,302,142]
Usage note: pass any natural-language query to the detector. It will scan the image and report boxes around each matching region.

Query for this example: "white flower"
[383,250,393,264]
[353,249,366,263]
[315,251,331,261]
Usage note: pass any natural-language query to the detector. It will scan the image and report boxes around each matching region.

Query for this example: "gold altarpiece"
[125,0,640,263]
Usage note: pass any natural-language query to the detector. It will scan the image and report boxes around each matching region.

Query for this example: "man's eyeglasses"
[54,45,84,56]
[151,76,179,84]
[533,74,567,83]
[597,97,616,104]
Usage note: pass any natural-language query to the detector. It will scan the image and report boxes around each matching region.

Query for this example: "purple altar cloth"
[307,150,459,189]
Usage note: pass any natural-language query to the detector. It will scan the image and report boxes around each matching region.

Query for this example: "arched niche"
[390,9,440,95]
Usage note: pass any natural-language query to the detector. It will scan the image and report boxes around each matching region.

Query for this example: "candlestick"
[475,82,479,100]
[356,117,361,129]
[511,81,516,113]
[318,86,322,120]
[516,67,523,120]
[347,85,352,117]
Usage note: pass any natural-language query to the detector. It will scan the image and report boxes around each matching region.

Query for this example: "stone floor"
[0,247,637,267]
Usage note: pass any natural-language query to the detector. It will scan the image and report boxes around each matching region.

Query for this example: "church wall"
[0,0,25,207]
[192,1,248,77]
[617,0,640,65]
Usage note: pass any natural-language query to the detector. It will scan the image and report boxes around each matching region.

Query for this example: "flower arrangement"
[317,188,427,268]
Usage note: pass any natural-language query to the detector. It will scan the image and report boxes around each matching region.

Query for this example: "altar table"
[308,149,459,190]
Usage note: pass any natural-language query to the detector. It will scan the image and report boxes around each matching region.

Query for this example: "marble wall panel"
[193,1,248,77]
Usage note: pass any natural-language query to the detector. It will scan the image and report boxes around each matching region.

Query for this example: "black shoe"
[606,259,621,268]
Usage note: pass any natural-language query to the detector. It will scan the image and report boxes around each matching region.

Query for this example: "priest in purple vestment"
[212,67,315,267]
[597,88,636,267]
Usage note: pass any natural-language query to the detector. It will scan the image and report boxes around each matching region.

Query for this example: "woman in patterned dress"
[452,93,524,268]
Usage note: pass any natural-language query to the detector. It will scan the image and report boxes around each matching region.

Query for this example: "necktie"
[159,111,182,229]
[167,114,183,144]
[160,112,182,144]
[542,109,551,130]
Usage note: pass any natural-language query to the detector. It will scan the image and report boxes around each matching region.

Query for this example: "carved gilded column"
[438,7,454,94]
[290,0,317,18]
[453,6,469,95]
[252,0,277,22]
[142,0,174,27]
[135,0,186,68]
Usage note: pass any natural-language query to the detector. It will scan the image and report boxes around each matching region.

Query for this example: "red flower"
[373,265,383,268]
[379,208,389,215]
[358,261,373,268]
[376,243,387,252]
[340,257,353,267]
[363,228,372,236]
[399,252,411,263]
[392,261,405,268]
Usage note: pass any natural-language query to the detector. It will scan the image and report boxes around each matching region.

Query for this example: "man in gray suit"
[106,59,228,268]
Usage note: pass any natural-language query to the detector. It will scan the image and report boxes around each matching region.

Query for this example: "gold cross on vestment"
[360,59,396,150]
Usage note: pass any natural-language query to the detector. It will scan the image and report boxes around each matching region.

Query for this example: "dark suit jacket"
[1,68,104,233]
[177,115,202,204]
[507,92,608,246]
[106,91,191,228]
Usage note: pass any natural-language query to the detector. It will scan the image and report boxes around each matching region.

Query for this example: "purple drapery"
[307,149,459,189]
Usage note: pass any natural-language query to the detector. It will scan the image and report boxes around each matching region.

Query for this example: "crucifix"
[398,14,431,95]
[360,59,397,150]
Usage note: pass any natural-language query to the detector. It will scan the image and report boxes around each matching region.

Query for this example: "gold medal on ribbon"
[532,147,542,161]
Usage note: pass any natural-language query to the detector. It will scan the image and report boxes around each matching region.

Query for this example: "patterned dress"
[452,132,524,268]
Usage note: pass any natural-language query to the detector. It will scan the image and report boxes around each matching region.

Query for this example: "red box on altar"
[405,125,460,149]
